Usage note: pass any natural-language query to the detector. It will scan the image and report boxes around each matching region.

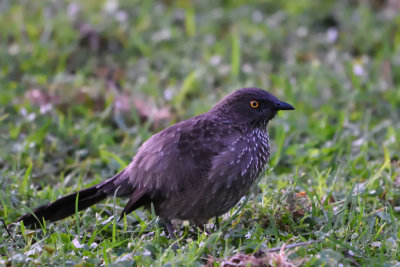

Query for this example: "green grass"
[1,0,400,265]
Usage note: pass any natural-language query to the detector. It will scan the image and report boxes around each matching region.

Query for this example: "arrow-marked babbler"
[18,88,294,237]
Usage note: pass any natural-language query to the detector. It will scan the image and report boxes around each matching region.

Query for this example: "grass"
[1,0,400,265]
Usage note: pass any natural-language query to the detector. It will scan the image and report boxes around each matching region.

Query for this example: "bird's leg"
[163,219,177,239]
[195,222,211,235]
[162,220,180,251]
[215,216,220,230]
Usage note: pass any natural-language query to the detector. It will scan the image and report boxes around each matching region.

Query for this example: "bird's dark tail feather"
[17,169,127,226]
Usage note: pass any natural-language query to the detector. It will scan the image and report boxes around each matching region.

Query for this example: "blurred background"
[1,0,400,265]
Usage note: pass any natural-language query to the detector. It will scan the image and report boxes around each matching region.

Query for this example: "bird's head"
[212,88,294,127]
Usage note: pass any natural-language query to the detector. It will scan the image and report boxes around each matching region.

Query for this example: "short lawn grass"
[1,0,400,266]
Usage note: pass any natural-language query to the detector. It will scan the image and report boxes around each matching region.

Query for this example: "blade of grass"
[20,160,33,196]
[75,192,80,237]
[185,6,196,36]
[231,31,240,77]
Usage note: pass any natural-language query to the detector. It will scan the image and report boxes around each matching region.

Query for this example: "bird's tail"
[17,168,130,226]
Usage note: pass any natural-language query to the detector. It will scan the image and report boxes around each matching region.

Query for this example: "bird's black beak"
[274,100,295,110]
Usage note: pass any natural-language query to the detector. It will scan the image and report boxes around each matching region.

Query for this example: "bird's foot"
[195,223,211,235]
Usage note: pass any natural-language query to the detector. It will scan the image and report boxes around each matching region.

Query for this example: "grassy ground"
[1,0,400,266]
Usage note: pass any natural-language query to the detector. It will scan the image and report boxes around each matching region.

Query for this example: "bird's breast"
[156,127,271,222]
[234,128,270,181]
[194,128,271,218]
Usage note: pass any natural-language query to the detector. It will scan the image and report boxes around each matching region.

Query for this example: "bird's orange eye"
[250,100,259,109]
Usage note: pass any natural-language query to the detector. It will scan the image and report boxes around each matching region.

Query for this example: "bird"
[17,87,294,237]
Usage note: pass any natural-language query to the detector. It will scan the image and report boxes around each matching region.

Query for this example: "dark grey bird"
[18,88,294,237]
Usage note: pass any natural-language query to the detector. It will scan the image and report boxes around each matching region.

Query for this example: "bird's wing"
[128,114,235,198]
